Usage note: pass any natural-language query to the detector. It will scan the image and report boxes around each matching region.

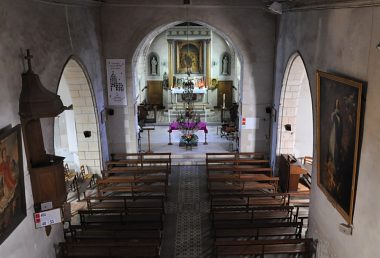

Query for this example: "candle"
[223,93,226,109]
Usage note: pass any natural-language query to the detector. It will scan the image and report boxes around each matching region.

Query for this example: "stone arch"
[277,53,313,158]
[130,21,244,152]
[54,57,102,174]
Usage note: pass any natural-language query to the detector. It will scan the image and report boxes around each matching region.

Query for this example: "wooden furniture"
[217,80,233,109]
[142,126,155,153]
[279,154,308,192]
[19,50,70,209]
[206,152,277,193]
[137,105,148,126]
[214,221,303,240]
[214,238,313,258]
[147,80,163,107]
[101,153,171,198]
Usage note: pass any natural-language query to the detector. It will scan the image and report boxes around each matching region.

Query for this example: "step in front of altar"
[163,109,216,117]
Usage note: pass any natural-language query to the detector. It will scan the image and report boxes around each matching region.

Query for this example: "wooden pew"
[69,228,162,243]
[214,238,313,258]
[96,174,168,198]
[208,181,277,194]
[60,241,161,258]
[206,152,277,194]
[210,192,288,212]
[206,152,267,162]
[211,206,294,226]
[85,195,165,214]
[214,221,303,240]
[78,209,164,229]
[109,152,171,171]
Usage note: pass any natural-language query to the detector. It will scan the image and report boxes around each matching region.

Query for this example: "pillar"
[205,39,211,87]
[168,40,174,88]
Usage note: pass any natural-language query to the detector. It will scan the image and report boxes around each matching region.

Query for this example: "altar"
[171,87,207,103]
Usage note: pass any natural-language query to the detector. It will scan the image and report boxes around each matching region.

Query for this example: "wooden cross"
[24,49,33,71]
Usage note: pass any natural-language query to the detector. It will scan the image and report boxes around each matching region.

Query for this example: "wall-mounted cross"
[24,49,33,71]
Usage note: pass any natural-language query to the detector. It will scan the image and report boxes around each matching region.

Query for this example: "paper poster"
[242,117,259,130]
[107,59,127,106]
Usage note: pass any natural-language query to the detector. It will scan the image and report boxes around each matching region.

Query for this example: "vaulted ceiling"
[40,0,380,11]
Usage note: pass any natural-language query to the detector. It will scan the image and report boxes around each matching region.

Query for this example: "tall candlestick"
[223,93,226,109]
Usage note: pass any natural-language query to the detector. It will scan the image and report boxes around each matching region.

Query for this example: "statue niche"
[148,53,159,76]
[221,52,231,76]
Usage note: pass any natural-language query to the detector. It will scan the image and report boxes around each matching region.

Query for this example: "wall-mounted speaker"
[83,131,91,138]
[107,109,114,116]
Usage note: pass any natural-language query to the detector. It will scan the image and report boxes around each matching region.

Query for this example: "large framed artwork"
[317,71,364,224]
[176,40,203,74]
[0,124,26,244]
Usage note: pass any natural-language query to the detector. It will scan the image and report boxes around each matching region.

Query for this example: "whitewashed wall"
[102,4,276,153]
[273,6,380,258]
[0,1,106,257]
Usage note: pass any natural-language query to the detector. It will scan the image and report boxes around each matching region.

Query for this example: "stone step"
[163,110,216,117]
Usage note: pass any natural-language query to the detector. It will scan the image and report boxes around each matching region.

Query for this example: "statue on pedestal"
[151,56,158,75]
[222,55,229,75]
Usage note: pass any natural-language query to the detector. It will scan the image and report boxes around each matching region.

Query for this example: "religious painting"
[176,40,203,74]
[317,71,364,224]
[0,124,26,244]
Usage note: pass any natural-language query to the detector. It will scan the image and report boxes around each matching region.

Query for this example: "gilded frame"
[176,40,203,74]
[0,124,26,244]
[317,70,364,224]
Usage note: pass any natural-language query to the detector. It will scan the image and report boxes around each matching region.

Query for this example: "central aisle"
[160,165,213,258]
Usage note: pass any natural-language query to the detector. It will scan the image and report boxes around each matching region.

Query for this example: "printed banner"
[106,59,127,106]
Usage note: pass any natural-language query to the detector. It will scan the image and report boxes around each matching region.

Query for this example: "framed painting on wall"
[0,124,26,244]
[317,70,365,224]
[176,40,203,74]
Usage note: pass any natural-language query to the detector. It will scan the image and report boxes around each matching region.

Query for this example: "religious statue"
[151,56,158,75]
[222,55,229,75]
[162,72,169,89]
[328,99,343,176]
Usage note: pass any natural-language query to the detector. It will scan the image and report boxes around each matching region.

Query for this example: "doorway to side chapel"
[277,53,313,191]
[54,58,102,176]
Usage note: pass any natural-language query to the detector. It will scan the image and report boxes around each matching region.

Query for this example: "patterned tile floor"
[161,165,213,258]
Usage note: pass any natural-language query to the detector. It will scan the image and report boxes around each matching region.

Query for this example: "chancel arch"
[132,21,243,153]
[54,58,102,174]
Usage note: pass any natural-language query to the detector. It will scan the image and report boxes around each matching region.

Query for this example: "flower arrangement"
[174,108,201,147]
[180,133,198,146]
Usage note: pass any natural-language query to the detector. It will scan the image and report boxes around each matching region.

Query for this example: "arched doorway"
[54,58,102,174]
[131,22,243,154]
[277,53,313,161]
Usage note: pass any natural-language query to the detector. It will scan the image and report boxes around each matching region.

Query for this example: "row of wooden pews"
[206,152,313,257]
[59,153,172,258]
[207,152,278,193]
[98,152,171,198]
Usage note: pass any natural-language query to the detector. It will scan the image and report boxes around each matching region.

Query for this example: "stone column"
[168,40,174,88]
[205,39,211,87]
